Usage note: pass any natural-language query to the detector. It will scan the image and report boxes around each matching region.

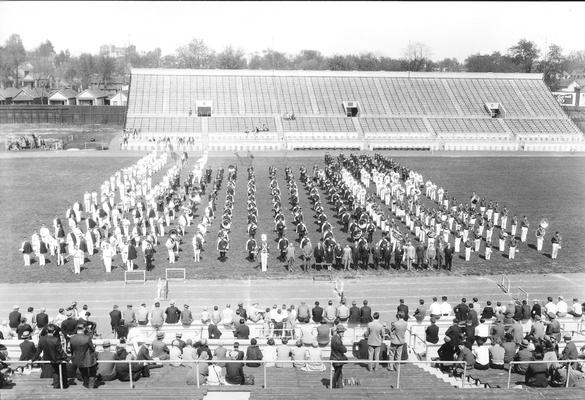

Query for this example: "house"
[11,87,49,104]
[0,87,22,104]
[77,88,109,105]
[553,79,585,107]
[108,90,128,106]
[48,88,78,105]
[21,71,52,89]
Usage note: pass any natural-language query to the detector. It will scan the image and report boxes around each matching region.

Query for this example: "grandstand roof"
[131,68,543,80]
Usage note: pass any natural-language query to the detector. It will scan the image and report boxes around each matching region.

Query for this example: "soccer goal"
[124,270,146,286]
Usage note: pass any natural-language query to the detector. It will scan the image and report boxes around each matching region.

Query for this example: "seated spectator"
[182,340,197,362]
[18,331,36,372]
[151,331,170,360]
[302,341,326,372]
[316,320,331,347]
[481,301,494,320]
[525,352,549,388]
[473,341,489,370]
[550,364,585,388]
[436,337,456,373]
[513,339,534,374]
[208,323,222,339]
[245,338,263,367]
[568,298,583,318]
[543,340,560,371]
[186,351,209,385]
[488,338,505,369]
[96,340,117,383]
[16,318,33,340]
[475,318,489,346]
[425,318,439,344]
[197,338,213,361]
[206,361,226,386]
[352,332,369,359]
[263,338,277,367]
[291,340,306,369]
[276,337,292,368]
[454,343,475,377]
[502,333,517,366]
[0,321,14,340]
[114,347,148,382]
[169,340,183,366]
[225,351,245,385]
[200,306,211,324]
[299,322,315,346]
[234,318,250,339]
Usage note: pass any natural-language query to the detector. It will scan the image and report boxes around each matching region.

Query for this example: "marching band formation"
[18,151,563,274]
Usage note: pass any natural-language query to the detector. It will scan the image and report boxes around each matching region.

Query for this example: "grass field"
[0,151,584,284]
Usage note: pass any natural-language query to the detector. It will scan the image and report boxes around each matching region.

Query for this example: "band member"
[278,235,289,261]
[551,232,562,260]
[510,215,518,237]
[535,225,546,252]
[498,231,507,252]
[464,238,473,261]
[245,236,257,261]
[520,216,530,243]
[508,236,517,260]
[260,234,269,272]
[165,236,176,264]
[20,237,34,266]
[484,242,492,260]
[454,229,462,253]
[217,235,229,261]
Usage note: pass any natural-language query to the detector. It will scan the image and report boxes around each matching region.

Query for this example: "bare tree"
[402,42,432,71]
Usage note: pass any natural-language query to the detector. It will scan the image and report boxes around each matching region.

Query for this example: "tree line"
[1,34,584,91]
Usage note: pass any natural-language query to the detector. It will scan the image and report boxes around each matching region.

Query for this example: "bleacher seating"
[124,69,584,151]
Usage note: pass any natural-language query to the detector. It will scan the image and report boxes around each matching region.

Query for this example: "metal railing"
[506,360,582,389]
[3,359,466,390]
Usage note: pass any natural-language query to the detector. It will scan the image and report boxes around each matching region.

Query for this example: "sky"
[1,1,584,61]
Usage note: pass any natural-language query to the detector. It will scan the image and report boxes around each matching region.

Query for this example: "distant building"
[48,88,78,105]
[0,87,22,104]
[99,44,128,58]
[21,71,52,89]
[553,79,585,107]
[77,88,109,105]
[11,87,49,104]
[108,90,128,106]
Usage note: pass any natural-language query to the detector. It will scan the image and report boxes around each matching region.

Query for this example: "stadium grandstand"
[123,69,585,152]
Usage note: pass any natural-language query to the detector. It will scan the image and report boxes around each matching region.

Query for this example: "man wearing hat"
[136,303,149,326]
[33,324,69,389]
[96,340,117,382]
[556,296,568,318]
[546,312,561,342]
[151,331,170,360]
[122,304,136,328]
[8,306,21,332]
[70,324,97,388]
[151,302,165,329]
[330,325,348,389]
[529,315,546,341]
[561,333,579,368]
[165,301,181,324]
[19,330,37,371]
[512,339,533,374]
[175,332,186,350]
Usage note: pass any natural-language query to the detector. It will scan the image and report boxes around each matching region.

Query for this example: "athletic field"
[1,151,584,284]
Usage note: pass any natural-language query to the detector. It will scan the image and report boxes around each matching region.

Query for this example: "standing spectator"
[365,312,384,371]
[70,324,98,389]
[109,305,121,335]
[35,308,49,331]
[330,325,348,389]
[165,301,181,324]
[33,325,69,389]
[388,312,408,371]
[9,305,21,331]
[397,299,409,321]
[414,299,427,324]
[122,304,136,328]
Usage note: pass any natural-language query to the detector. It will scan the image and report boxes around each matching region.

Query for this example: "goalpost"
[497,274,511,294]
